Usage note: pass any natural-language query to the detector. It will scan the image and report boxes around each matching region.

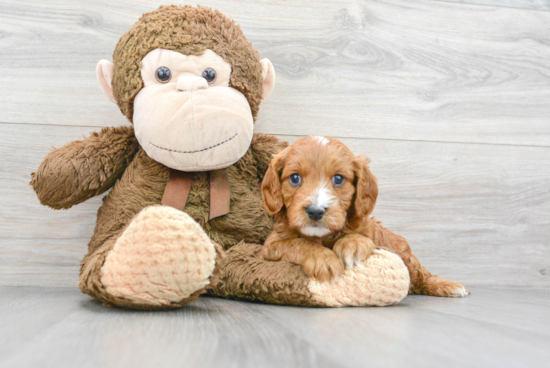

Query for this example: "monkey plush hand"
[31,5,409,310]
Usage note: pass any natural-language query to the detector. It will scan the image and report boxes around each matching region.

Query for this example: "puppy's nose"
[306,206,325,221]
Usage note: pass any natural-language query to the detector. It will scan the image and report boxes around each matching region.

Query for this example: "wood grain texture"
[242,287,550,368]
[0,0,549,146]
[441,0,550,11]
[1,4,549,367]
[1,123,549,288]
[0,123,107,240]
[0,239,87,287]
[1,286,549,368]
[0,0,549,290]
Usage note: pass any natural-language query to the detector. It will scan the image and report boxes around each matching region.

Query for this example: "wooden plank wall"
[444,0,550,11]
[0,0,549,288]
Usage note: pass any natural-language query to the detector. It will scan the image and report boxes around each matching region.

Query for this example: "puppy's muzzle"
[306,205,325,221]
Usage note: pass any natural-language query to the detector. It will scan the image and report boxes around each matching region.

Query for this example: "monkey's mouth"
[150,133,238,154]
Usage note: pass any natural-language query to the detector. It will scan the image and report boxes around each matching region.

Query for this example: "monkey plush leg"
[210,243,410,307]
[79,206,222,310]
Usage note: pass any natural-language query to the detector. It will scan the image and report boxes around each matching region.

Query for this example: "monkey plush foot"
[99,205,218,308]
[307,250,410,306]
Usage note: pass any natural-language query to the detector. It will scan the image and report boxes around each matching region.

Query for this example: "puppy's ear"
[351,155,378,218]
[261,147,290,216]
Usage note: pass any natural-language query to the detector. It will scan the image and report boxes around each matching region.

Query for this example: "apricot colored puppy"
[261,135,469,297]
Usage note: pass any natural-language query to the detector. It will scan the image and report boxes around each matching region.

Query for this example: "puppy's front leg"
[333,234,375,268]
[262,237,344,282]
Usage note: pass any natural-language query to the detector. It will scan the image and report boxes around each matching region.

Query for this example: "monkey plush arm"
[251,133,288,180]
[31,126,139,209]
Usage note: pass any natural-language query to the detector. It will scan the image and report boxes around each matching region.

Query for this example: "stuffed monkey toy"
[31,5,411,310]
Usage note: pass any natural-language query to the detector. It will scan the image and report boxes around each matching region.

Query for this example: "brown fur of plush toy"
[34,129,287,309]
[112,5,264,122]
[31,5,411,310]
[31,126,138,210]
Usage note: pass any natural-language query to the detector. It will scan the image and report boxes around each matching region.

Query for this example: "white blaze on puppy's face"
[311,135,330,146]
[275,135,358,237]
[132,48,254,171]
[299,181,336,236]
[307,180,335,210]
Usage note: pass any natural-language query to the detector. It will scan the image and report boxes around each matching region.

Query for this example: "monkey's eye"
[156,67,172,83]
[289,174,302,186]
[202,68,216,84]
[332,174,344,187]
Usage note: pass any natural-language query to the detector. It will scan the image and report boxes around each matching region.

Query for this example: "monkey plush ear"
[96,60,116,104]
[260,58,276,100]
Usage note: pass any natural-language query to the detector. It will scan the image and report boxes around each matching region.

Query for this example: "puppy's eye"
[289,174,301,186]
[332,174,344,186]
[156,67,172,83]
[202,68,216,83]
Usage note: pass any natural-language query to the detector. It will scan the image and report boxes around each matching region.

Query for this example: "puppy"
[261,135,469,297]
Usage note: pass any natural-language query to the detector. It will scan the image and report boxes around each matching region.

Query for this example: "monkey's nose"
[176,76,208,92]
[306,206,325,221]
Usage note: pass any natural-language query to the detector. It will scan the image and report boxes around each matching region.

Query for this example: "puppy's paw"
[423,277,470,298]
[301,250,344,282]
[260,243,283,262]
[333,235,374,268]
[452,286,470,297]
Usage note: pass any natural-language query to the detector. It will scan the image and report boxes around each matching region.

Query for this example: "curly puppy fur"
[261,136,378,282]
[261,136,469,297]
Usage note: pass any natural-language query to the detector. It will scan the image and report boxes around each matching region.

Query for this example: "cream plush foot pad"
[308,249,410,307]
[100,205,217,307]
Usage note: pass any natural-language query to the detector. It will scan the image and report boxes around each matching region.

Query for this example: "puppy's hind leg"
[375,224,469,297]
[407,253,469,297]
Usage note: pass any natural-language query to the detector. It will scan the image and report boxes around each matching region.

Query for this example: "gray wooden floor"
[0,286,549,368]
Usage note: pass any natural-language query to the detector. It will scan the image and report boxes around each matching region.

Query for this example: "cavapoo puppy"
[261,135,468,297]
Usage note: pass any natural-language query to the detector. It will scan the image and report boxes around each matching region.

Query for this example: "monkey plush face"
[95,5,275,171]
[132,48,254,171]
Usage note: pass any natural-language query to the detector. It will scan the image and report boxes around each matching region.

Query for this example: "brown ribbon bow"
[161,168,231,220]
